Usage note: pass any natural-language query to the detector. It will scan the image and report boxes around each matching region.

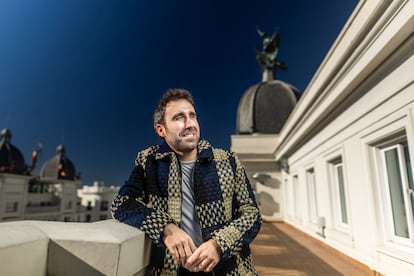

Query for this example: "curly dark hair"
[153,88,195,128]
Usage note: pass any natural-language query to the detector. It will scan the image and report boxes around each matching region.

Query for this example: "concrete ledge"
[0,222,49,276]
[0,220,150,276]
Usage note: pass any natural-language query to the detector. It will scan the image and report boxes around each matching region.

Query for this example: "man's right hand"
[163,223,197,265]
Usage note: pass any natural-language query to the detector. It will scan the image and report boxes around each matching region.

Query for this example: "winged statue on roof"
[255,26,288,72]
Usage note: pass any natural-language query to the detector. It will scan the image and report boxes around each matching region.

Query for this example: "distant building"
[232,1,414,275]
[78,181,120,222]
[0,128,119,222]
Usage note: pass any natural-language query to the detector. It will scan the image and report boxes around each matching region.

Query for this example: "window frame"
[306,167,318,224]
[361,110,414,255]
[376,134,414,246]
[283,177,294,219]
[328,156,350,232]
[292,174,301,220]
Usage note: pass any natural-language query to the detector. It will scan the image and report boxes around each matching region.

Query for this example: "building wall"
[0,174,30,221]
[0,176,118,223]
[285,88,414,273]
[274,1,414,275]
[231,134,284,221]
[78,181,120,221]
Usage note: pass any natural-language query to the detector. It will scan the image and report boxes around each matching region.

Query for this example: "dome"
[40,144,77,181]
[0,128,26,174]
[236,80,300,134]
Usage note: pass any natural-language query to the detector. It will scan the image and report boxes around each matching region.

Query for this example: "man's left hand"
[184,239,221,273]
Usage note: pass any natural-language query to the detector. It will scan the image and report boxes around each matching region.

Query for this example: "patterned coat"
[111,139,261,275]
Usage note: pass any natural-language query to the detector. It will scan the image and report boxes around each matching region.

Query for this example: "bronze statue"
[255,26,287,73]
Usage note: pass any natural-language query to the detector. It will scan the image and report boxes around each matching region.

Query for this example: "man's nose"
[185,117,196,128]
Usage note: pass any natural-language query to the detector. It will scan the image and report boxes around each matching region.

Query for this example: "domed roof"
[40,144,77,181]
[236,80,300,134]
[0,128,26,174]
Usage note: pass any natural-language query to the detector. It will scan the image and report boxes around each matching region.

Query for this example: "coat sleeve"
[210,152,262,260]
[111,151,175,245]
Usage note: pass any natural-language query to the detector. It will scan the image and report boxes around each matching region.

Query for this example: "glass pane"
[385,148,409,238]
[337,165,348,224]
[403,142,414,224]
[307,171,317,220]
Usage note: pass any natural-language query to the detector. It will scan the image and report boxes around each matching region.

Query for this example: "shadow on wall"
[258,191,280,217]
[251,172,281,189]
[264,177,280,189]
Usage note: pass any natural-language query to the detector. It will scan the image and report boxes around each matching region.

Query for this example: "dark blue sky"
[0,1,358,185]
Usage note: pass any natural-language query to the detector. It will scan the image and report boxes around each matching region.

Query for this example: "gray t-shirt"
[180,160,203,247]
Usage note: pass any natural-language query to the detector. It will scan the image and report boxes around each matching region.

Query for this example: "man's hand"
[163,223,196,265]
[184,239,221,273]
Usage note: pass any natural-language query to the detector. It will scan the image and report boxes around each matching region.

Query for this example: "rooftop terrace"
[251,222,373,275]
[0,220,374,275]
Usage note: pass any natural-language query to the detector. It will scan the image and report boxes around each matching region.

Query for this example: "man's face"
[156,99,200,160]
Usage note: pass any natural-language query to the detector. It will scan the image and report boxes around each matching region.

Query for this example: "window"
[379,137,414,243]
[329,157,349,230]
[284,178,293,218]
[293,175,301,219]
[100,200,108,211]
[362,116,414,253]
[306,168,318,223]
[5,201,18,213]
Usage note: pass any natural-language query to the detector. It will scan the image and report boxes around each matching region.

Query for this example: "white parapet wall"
[0,220,151,276]
[0,222,49,276]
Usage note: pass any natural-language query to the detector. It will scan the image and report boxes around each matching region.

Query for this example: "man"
[111,88,261,275]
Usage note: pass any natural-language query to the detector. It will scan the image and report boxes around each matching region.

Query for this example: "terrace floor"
[250,222,373,276]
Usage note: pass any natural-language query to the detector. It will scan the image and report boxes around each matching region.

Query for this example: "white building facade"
[232,1,414,275]
[78,181,120,222]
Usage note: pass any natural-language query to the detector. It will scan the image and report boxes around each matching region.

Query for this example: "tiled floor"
[250,222,371,276]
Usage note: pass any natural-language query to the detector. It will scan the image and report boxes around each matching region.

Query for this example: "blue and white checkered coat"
[111,139,261,275]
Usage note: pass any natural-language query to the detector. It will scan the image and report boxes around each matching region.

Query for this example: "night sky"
[0,1,359,186]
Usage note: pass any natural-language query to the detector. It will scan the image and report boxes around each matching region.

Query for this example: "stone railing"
[0,220,151,276]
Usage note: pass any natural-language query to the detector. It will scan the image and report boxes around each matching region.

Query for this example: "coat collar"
[155,139,214,161]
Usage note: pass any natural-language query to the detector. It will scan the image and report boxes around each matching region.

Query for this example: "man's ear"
[155,123,166,138]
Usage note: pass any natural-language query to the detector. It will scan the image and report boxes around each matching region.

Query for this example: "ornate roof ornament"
[255,26,288,81]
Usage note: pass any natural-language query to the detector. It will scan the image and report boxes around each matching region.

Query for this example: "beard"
[168,128,200,153]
